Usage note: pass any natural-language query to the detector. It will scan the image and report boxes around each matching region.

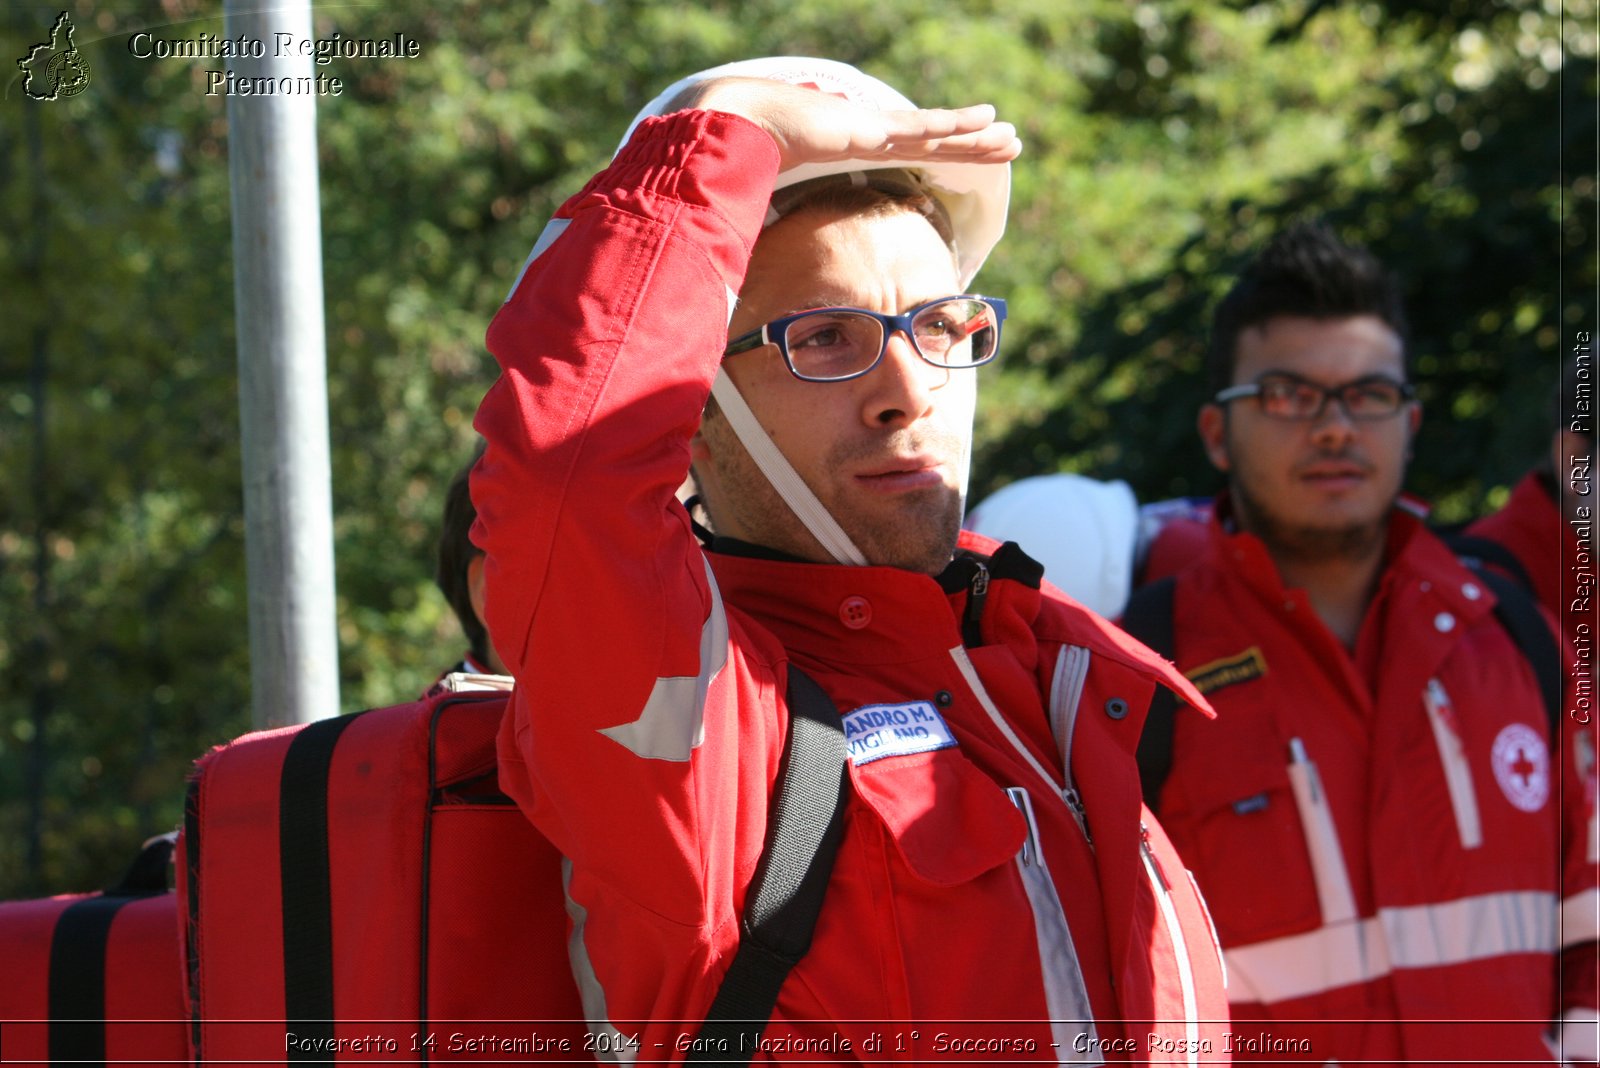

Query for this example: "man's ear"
[1198,404,1231,472]
[1404,401,1423,459]
[689,426,713,467]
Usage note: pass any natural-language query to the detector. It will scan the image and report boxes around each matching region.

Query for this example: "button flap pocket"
[848,748,1026,886]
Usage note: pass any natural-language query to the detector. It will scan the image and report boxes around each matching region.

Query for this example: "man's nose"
[1308,393,1358,441]
[865,331,947,427]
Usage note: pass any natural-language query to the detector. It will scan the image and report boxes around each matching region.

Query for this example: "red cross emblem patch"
[1491,722,1550,813]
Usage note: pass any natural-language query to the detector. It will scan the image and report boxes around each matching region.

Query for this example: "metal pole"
[225,0,340,726]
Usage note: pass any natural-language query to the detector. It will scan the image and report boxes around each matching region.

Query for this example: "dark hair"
[435,441,489,665]
[1208,222,1410,394]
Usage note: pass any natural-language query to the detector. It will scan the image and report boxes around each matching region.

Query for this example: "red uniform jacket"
[473,109,1230,1062]
[1467,468,1594,647]
[1151,502,1598,1064]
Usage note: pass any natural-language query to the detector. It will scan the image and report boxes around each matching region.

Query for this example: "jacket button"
[838,596,872,630]
[1435,611,1456,633]
[1105,697,1130,720]
[1462,582,1482,600]
[934,690,953,707]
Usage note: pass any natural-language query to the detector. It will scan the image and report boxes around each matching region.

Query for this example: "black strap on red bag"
[278,711,362,1059]
[47,832,177,1064]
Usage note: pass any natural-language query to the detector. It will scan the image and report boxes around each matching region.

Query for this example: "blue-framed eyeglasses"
[723,295,1007,383]
[1214,372,1416,422]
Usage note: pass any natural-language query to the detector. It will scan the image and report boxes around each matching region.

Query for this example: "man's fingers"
[878,104,999,141]
[880,124,1023,162]
[846,109,1019,162]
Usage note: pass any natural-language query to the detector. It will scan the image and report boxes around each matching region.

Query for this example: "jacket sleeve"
[470,110,785,1016]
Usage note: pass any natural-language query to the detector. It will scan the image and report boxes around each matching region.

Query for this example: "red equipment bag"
[180,690,587,1063]
[0,834,189,1066]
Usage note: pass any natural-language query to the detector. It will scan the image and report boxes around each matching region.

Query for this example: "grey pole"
[225,0,341,727]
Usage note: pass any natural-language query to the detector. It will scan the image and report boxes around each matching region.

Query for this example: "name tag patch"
[1186,645,1267,695]
[842,701,957,765]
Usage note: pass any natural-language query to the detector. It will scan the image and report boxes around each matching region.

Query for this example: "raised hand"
[680,77,1022,174]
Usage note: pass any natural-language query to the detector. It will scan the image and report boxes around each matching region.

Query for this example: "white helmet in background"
[622,57,1012,566]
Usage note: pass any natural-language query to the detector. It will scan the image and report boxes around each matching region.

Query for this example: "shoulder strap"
[1470,565,1562,745]
[1444,533,1537,593]
[690,665,849,1063]
[1120,577,1179,814]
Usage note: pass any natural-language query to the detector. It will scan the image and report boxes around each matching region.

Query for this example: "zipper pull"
[1064,785,1093,847]
[1139,823,1170,891]
[962,559,990,647]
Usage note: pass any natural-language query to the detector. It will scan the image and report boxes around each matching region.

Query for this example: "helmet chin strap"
[708,366,979,568]
[710,368,869,566]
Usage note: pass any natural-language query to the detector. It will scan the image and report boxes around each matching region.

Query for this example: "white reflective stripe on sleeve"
[1048,644,1090,778]
[1423,678,1482,849]
[950,645,1060,794]
[1286,738,1358,925]
[1224,890,1557,1005]
[709,369,868,566]
[1005,788,1102,1066]
[1561,887,1600,947]
[599,556,728,761]
[504,218,572,303]
[1140,833,1201,1066]
[563,858,639,1064]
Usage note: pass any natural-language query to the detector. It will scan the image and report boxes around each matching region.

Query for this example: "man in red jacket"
[1465,353,1596,661]
[472,58,1228,1062]
[1147,222,1598,1064]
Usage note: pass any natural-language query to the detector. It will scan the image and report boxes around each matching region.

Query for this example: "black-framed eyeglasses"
[1214,372,1416,422]
[723,295,1007,383]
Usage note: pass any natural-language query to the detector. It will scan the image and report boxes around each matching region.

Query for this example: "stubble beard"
[1231,476,1389,565]
[700,416,964,574]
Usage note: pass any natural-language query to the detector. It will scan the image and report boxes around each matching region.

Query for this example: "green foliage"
[0,0,1591,896]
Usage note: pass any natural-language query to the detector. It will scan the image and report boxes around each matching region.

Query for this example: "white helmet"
[620,56,1009,289]
[624,57,1011,566]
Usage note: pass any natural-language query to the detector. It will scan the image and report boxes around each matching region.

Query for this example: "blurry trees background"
[1,0,1593,896]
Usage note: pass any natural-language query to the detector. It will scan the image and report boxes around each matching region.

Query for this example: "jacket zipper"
[1423,677,1482,850]
[1049,645,1094,847]
[1140,823,1201,1065]
[961,560,989,647]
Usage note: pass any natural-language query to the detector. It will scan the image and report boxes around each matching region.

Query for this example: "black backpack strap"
[1444,533,1537,594]
[690,665,848,1063]
[1120,577,1179,814]
[1471,565,1562,744]
[48,833,177,1064]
